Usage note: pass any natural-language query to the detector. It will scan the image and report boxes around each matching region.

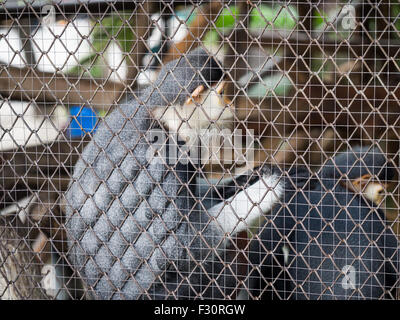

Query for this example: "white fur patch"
[282,245,290,265]
[208,174,284,235]
[152,90,233,141]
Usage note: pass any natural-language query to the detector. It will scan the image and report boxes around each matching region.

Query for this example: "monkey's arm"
[210,165,310,201]
[207,170,284,235]
[204,165,312,235]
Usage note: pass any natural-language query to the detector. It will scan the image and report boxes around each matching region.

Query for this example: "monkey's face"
[185,81,234,126]
[155,81,234,142]
[343,173,389,206]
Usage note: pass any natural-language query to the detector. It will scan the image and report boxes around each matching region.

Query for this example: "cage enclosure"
[0,0,399,300]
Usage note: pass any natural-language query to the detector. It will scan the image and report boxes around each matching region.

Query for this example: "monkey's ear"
[215,81,233,105]
[351,174,386,205]
[351,174,372,191]
[215,81,225,94]
[185,85,204,105]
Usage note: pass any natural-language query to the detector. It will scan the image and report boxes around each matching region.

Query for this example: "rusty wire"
[0,0,399,300]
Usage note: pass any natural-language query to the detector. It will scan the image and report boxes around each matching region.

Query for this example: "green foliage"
[394,59,400,73]
[249,5,297,31]
[311,54,330,81]
[203,29,220,47]
[92,14,135,54]
[203,5,298,99]
[247,74,292,98]
[215,6,239,30]
[66,52,102,78]
[202,6,238,43]
[392,4,400,37]
[203,5,298,46]
[313,9,328,30]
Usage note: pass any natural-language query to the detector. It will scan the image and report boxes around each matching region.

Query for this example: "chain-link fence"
[0,0,399,300]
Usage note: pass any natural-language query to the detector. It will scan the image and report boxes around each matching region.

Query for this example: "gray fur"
[248,146,400,300]
[65,48,231,299]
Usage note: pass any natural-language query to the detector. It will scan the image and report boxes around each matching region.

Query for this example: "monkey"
[64,47,287,299]
[245,146,400,300]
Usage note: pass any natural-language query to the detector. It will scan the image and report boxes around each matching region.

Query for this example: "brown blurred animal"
[0,219,46,299]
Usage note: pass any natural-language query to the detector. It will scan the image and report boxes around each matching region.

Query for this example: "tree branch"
[0,64,124,110]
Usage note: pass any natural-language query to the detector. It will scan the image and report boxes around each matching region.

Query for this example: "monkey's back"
[65,101,198,299]
[249,178,400,300]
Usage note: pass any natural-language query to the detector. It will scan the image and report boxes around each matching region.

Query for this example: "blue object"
[68,106,98,138]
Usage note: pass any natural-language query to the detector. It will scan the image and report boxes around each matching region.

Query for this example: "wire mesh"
[0,0,399,300]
